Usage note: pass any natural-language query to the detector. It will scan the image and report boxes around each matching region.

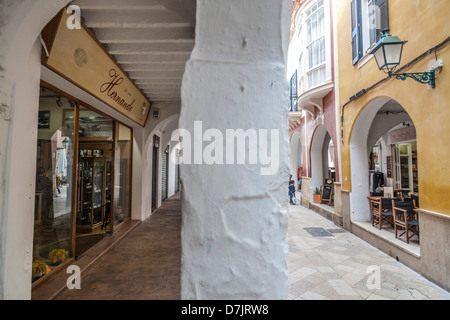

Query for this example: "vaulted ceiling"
[72,0,196,104]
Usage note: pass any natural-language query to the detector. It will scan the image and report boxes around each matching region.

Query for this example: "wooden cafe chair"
[368,197,395,229]
[391,199,419,244]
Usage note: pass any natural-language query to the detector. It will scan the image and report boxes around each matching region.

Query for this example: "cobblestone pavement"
[287,202,450,300]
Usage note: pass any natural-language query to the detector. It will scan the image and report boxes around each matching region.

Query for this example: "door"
[175,163,180,193]
[151,135,160,211]
[161,146,169,201]
[76,141,113,257]
[392,144,401,190]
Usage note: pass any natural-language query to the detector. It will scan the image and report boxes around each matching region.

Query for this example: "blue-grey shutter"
[351,0,363,65]
[290,70,298,112]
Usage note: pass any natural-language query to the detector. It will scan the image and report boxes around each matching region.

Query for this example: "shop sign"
[41,9,151,127]
[389,126,416,144]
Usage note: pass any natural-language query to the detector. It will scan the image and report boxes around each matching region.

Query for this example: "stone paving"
[287,202,450,300]
[54,194,182,300]
[53,192,450,300]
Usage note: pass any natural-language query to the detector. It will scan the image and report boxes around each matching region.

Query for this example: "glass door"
[75,106,114,257]
[92,159,104,226]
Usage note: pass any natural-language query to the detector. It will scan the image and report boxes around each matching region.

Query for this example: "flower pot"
[313,194,321,204]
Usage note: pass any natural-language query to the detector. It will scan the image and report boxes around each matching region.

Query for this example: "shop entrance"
[152,135,160,211]
[162,146,169,201]
[75,141,113,255]
[75,107,114,257]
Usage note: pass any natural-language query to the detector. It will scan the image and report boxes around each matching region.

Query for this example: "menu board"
[321,179,334,204]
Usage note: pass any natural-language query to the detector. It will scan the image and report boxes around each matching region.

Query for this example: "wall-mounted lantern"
[370,29,442,89]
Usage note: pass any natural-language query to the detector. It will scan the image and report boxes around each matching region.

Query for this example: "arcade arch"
[310,125,335,205]
[289,130,303,190]
[349,97,419,246]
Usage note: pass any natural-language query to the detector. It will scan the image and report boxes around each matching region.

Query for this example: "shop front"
[31,9,150,291]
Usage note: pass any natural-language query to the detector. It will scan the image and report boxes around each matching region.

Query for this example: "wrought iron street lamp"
[370,29,437,88]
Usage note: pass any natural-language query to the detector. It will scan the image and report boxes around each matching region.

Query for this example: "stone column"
[179,0,292,299]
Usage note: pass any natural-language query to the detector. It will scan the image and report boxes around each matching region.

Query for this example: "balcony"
[289,110,303,131]
[297,81,334,116]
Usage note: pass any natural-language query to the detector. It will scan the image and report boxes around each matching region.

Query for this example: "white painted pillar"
[132,126,144,221]
[179,0,292,299]
[0,0,70,300]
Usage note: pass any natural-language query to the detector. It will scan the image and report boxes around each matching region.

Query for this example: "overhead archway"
[142,113,180,219]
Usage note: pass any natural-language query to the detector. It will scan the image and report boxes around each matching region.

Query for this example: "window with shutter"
[368,0,390,45]
[351,0,363,65]
[351,0,389,65]
[290,71,298,112]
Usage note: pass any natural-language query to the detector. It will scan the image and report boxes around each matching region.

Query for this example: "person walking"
[289,180,296,205]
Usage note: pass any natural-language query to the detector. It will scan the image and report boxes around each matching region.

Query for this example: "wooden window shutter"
[351,0,363,65]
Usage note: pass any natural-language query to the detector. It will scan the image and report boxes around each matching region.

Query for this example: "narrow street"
[51,193,449,300]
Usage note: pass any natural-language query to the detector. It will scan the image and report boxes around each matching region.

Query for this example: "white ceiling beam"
[128,70,185,78]
[106,41,194,54]
[82,10,188,28]
[73,0,168,9]
[93,27,194,42]
[134,80,182,86]
[121,62,187,71]
[115,52,191,63]
[139,85,181,90]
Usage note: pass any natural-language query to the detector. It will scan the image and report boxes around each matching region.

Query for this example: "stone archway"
[142,113,180,219]
[289,130,303,186]
[310,125,334,202]
[349,97,416,222]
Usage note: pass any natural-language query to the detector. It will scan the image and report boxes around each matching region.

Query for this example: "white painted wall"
[179,0,292,299]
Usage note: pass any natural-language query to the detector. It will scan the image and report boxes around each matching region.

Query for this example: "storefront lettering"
[389,126,416,144]
[100,68,135,112]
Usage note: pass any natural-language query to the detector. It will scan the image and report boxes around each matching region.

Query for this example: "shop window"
[78,107,113,140]
[114,123,132,227]
[33,88,134,284]
[76,107,114,256]
[351,0,389,65]
[33,86,75,283]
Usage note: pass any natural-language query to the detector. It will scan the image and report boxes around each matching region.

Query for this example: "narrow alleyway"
[52,193,449,300]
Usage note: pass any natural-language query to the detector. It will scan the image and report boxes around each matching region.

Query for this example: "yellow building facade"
[336,0,449,290]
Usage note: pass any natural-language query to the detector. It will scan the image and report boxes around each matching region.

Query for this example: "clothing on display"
[370,171,385,193]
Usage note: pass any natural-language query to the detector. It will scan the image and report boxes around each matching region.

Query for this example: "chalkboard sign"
[386,156,392,178]
[321,178,334,205]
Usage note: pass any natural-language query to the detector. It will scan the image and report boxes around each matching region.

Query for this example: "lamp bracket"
[394,69,436,89]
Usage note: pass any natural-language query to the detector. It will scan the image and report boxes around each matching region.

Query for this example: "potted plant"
[313,187,322,204]
[32,261,48,281]
[48,249,69,266]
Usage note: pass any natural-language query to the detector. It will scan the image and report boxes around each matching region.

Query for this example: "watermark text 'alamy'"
[171,121,280,176]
